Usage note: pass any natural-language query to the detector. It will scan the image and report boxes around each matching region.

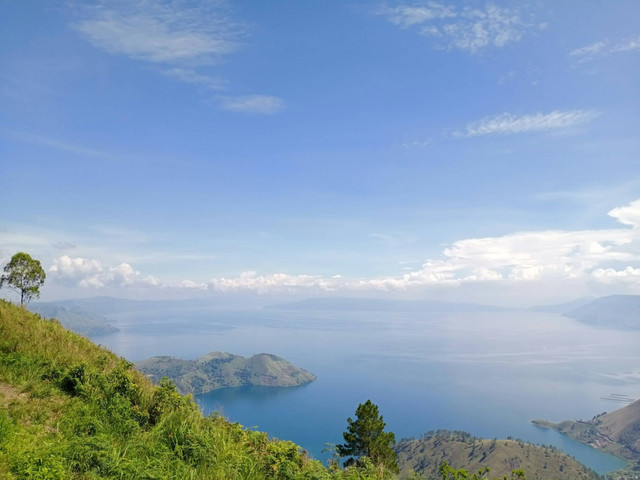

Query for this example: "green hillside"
[135,351,316,395]
[395,431,601,480]
[0,300,392,479]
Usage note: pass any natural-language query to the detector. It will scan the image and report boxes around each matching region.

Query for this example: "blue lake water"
[96,307,639,474]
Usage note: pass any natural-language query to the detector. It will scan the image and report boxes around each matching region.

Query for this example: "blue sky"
[1,0,639,305]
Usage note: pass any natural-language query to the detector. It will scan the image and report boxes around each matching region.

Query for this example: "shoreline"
[532,419,638,479]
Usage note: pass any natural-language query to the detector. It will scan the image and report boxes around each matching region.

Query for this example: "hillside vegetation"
[395,431,601,480]
[0,300,392,479]
[135,352,317,395]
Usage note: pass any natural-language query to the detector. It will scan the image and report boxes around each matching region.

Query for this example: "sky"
[1,0,639,306]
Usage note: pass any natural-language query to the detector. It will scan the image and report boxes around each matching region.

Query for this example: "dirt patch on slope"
[0,382,27,408]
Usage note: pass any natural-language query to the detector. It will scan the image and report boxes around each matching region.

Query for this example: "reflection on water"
[97,308,638,474]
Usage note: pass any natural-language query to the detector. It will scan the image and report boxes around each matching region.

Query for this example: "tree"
[0,252,46,306]
[337,399,399,473]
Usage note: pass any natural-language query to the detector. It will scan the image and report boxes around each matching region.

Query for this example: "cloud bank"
[42,199,640,301]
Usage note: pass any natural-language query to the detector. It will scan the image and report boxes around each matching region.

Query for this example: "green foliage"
[0,252,46,306]
[337,400,399,474]
[439,461,526,480]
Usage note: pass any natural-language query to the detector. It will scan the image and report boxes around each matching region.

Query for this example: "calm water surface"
[97,308,639,474]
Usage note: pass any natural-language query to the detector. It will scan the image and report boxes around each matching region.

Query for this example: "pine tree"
[337,399,398,473]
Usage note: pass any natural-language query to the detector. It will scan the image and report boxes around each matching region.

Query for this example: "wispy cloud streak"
[456,110,599,137]
[570,34,640,62]
[219,95,285,115]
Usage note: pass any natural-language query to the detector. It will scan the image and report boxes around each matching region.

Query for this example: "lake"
[96,307,639,474]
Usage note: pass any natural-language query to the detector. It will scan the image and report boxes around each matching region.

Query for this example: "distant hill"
[265,297,505,312]
[135,351,317,395]
[29,302,118,336]
[563,295,640,329]
[395,430,601,480]
[55,296,177,315]
[52,295,273,315]
[528,297,594,314]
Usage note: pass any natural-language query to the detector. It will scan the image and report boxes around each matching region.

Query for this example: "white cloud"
[456,110,598,137]
[377,3,540,53]
[208,271,336,294]
[352,199,640,292]
[181,279,208,290]
[608,199,640,228]
[73,1,239,65]
[105,263,141,286]
[219,95,285,114]
[49,256,164,289]
[381,3,456,27]
[570,34,640,61]
[50,255,104,285]
[591,266,640,283]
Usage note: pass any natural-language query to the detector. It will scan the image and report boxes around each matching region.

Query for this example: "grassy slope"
[135,351,317,395]
[395,431,602,480]
[0,300,391,480]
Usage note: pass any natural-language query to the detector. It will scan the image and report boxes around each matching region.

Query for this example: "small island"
[135,351,317,395]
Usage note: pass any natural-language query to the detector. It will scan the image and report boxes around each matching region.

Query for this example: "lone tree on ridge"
[337,399,398,473]
[0,252,46,306]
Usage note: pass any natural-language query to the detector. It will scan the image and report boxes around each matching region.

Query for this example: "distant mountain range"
[528,297,595,314]
[265,297,506,312]
[30,294,640,335]
[135,351,317,395]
